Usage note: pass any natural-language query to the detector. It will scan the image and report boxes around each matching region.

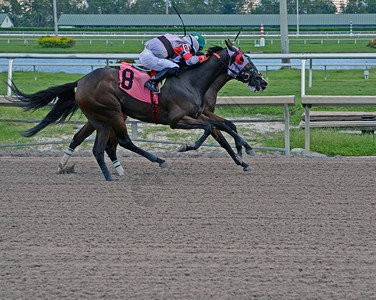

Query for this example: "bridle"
[211,49,256,83]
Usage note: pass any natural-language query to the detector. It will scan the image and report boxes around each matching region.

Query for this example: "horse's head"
[225,40,268,92]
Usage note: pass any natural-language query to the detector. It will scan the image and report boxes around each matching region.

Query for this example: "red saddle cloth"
[118,62,159,123]
[118,62,158,104]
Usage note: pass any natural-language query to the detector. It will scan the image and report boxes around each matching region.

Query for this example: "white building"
[332,0,347,12]
[0,13,14,28]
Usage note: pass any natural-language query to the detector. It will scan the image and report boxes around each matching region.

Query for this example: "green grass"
[264,129,376,156]
[1,36,375,54]
[251,39,376,54]
[0,38,147,54]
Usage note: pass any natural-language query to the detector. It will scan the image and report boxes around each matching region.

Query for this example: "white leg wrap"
[60,147,74,167]
[113,160,124,176]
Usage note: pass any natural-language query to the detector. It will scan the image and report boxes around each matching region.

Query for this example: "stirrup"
[145,80,160,94]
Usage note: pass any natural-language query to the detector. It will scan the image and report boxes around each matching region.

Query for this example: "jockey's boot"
[145,67,179,94]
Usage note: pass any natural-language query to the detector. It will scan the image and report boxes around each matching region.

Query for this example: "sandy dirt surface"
[1,152,376,299]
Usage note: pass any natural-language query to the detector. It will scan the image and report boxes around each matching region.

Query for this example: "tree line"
[1,0,376,27]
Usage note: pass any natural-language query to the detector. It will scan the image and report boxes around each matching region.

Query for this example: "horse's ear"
[225,39,235,51]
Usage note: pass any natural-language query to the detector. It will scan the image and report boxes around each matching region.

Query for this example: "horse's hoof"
[246,148,256,156]
[243,165,254,172]
[159,161,170,168]
[57,163,64,174]
[178,144,188,152]
[57,164,75,174]
[106,177,119,182]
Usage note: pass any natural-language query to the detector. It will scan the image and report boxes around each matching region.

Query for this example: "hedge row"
[37,36,76,48]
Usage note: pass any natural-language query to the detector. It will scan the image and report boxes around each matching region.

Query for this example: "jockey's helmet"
[192,33,205,51]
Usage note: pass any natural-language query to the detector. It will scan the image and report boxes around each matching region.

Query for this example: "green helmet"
[192,33,205,50]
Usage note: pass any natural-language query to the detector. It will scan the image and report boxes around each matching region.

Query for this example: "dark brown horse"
[10,40,267,181]
[57,68,266,177]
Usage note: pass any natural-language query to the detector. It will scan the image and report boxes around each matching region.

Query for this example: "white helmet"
[182,35,199,54]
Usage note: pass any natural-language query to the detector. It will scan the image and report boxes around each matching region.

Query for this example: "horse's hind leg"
[118,136,169,168]
[105,129,124,176]
[58,122,95,173]
[112,119,168,168]
[59,122,125,176]
[90,120,115,181]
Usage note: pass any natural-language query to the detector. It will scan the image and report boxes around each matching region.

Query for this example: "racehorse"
[9,40,267,181]
[56,68,266,177]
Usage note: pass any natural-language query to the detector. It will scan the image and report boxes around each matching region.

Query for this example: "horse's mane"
[178,45,225,73]
[206,46,224,56]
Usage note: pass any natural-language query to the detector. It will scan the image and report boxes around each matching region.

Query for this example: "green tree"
[57,0,90,15]
[254,0,337,14]
[253,0,279,13]
[183,0,211,14]
[368,0,376,12]
[167,0,252,14]
[1,0,53,27]
[306,0,337,13]
[0,0,28,26]
[213,0,256,13]
[130,0,166,14]
[341,0,368,13]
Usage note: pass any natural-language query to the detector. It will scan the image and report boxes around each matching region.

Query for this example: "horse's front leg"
[178,111,255,157]
[206,111,255,156]
[171,115,213,151]
[171,116,252,171]
[210,129,252,171]
[178,130,211,152]
[203,116,255,156]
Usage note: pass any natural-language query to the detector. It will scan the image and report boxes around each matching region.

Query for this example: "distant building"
[0,13,14,28]
[58,13,376,28]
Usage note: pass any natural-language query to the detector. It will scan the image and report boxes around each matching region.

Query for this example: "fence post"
[284,103,290,155]
[309,59,313,88]
[265,66,269,80]
[7,58,14,96]
[301,59,306,97]
[131,122,138,140]
[304,104,311,156]
[33,65,37,80]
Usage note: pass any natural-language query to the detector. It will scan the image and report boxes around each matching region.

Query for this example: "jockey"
[139,33,206,94]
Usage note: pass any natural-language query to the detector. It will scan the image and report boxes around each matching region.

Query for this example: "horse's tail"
[8,80,79,137]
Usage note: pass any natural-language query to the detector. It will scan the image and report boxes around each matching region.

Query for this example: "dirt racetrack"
[1,152,376,299]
